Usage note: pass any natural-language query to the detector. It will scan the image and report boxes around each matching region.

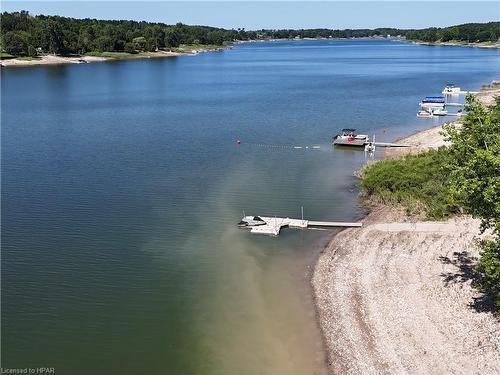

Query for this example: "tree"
[444,95,500,232]
[475,239,500,308]
[124,42,137,54]
[95,35,114,52]
[3,31,29,55]
[421,28,438,42]
[132,36,147,51]
[150,25,165,49]
[477,30,493,42]
[444,95,500,311]
[206,30,224,45]
[441,28,456,42]
[27,44,37,57]
[44,19,65,54]
[164,28,180,48]
[77,26,95,53]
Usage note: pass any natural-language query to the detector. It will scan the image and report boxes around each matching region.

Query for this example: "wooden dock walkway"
[247,216,362,236]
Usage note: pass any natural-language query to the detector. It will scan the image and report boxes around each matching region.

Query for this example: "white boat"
[432,108,448,116]
[442,84,461,95]
[333,128,369,147]
[417,109,433,118]
[420,96,446,109]
[238,216,266,228]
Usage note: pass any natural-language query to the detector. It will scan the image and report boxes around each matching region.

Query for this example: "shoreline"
[0,46,227,68]
[4,37,497,68]
[313,82,500,374]
[410,39,500,49]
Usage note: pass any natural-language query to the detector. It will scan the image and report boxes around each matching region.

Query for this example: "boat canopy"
[341,128,356,132]
[422,96,445,103]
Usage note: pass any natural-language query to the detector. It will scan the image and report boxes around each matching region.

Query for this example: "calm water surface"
[2,40,499,374]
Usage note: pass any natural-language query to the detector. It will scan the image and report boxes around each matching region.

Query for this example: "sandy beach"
[412,40,500,49]
[313,82,500,374]
[0,50,195,67]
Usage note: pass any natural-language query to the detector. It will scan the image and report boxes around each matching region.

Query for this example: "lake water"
[2,40,499,374]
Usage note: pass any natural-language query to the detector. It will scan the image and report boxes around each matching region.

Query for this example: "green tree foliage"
[132,36,147,51]
[405,22,500,43]
[206,30,225,45]
[444,96,500,310]
[444,96,500,233]
[0,11,239,56]
[2,11,498,57]
[475,239,500,307]
[44,19,65,54]
[2,31,29,55]
[164,27,180,48]
[77,27,94,54]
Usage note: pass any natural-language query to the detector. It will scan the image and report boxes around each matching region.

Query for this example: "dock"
[246,216,362,236]
[372,141,411,148]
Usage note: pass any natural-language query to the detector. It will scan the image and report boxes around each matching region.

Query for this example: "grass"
[85,46,225,59]
[16,56,41,61]
[86,51,140,59]
[0,52,15,59]
[361,149,457,219]
[82,45,228,59]
[172,44,226,53]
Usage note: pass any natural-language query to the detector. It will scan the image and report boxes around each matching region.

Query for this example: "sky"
[2,1,499,30]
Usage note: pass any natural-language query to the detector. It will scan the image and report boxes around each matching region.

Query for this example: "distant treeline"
[405,22,500,43]
[0,11,499,57]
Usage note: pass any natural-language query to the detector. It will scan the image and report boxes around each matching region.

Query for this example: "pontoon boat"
[333,129,369,147]
[419,96,445,108]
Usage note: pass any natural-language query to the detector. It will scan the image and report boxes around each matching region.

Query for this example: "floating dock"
[247,216,362,236]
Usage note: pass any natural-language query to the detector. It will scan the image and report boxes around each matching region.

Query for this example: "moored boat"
[333,128,369,147]
[417,109,433,118]
[238,216,267,228]
[442,84,461,95]
[419,96,445,108]
[432,108,448,116]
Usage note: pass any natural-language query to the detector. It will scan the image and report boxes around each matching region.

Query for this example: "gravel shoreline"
[313,82,500,374]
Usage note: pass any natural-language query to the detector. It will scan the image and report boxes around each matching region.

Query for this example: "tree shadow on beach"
[439,251,497,314]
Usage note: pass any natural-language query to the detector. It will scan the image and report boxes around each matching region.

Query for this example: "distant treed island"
[0,11,499,57]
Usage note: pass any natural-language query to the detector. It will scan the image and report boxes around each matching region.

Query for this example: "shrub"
[362,149,457,219]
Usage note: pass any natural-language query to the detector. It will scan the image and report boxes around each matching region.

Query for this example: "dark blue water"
[2,39,499,375]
